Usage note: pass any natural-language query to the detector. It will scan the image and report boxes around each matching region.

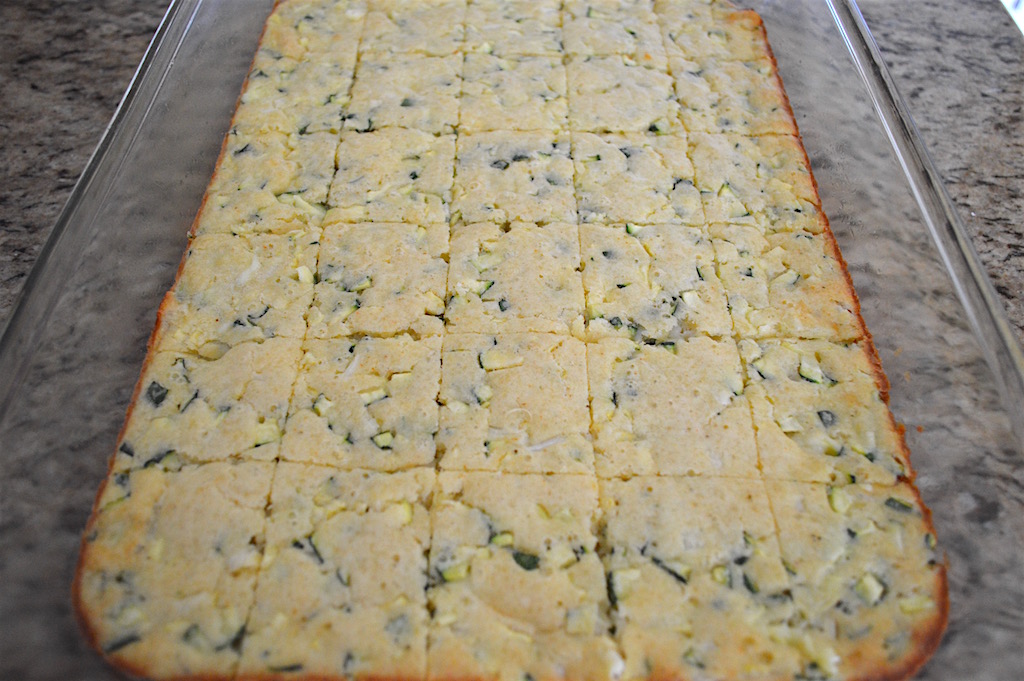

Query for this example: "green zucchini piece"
[512,550,540,571]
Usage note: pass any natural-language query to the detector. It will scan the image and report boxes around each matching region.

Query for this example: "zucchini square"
[241,0,366,136]
[446,221,584,335]
[672,56,798,136]
[438,333,593,473]
[600,475,801,681]
[156,230,319,353]
[282,335,442,471]
[766,480,946,680]
[427,471,620,681]
[76,462,274,678]
[563,1,667,72]
[346,51,462,134]
[580,223,730,341]
[209,128,338,204]
[362,0,466,57]
[464,0,562,57]
[308,218,448,339]
[452,131,576,224]
[241,464,433,678]
[234,59,354,137]
[572,132,702,225]
[328,129,456,223]
[690,131,822,233]
[657,3,768,63]
[742,338,911,484]
[712,224,863,341]
[194,186,325,238]
[115,339,301,469]
[266,0,366,65]
[460,54,568,133]
[587,336,758,478]
[566,56,679,133]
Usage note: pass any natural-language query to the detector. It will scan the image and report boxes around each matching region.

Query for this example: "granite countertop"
[1,0,1021,343]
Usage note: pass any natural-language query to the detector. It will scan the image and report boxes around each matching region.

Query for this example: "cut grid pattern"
[74,1,946,680]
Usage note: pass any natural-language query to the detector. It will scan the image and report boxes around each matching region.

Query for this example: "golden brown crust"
[754,0,924,491]
[844,487,949,681]
[757,16,949,679]
[71,2,286,676]
[765,10,934,496]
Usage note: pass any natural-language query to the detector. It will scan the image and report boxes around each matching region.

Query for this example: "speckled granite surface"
[860,0,1024,342]
[0,0,1022,340]
[0,1,163,327]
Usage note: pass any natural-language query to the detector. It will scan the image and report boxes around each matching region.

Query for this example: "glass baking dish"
[0,1,1021,679]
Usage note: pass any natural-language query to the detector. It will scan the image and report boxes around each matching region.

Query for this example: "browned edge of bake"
[70,1,288,675]
[754,7,951,678]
